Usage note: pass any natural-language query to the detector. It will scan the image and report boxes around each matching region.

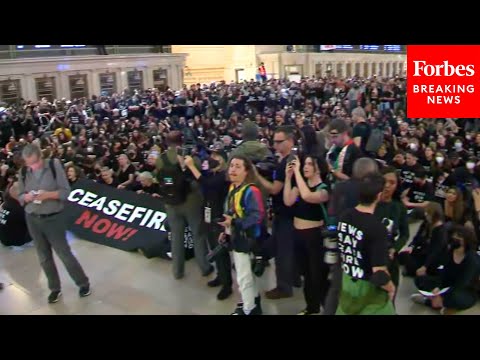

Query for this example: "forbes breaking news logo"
[407,45,480,118]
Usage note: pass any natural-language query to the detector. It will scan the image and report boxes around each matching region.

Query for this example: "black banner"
[65,179,193,259]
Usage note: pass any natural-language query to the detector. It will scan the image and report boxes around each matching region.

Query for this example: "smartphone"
[287,147,298,163]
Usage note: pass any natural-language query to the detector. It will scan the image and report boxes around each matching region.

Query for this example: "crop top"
[293,182,328,222]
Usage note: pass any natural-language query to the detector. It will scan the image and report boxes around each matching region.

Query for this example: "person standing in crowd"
[184,142,233,300]
[374,166,409,300]
[218,155,265,315]
[326,118,363,185]
[324,157,379,315]
[283,155,330,314]
[351,107,371,153]
[411,225,479,315]
[258,63,267,83]
[336,174,396,315]
[156,131,212,280]
[256,126,298,299]
[17,144,90,303]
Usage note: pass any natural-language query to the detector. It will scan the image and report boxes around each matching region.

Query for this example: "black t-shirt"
[117,164,136,184]
[418,156,434,174]
[341,143,363,178]
[337,208,389,280]
[407,181,434,204]
[352,122,371,152]
[400,163,424,189]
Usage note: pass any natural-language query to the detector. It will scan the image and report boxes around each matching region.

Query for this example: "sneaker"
[236,295,261,309]
[207,277,221,288]
[231,304,262,315]
[48,291,62,303]
[410,294,427,305]
[297,309,320,315]
[79,285,91,298]
[217,286,232,301]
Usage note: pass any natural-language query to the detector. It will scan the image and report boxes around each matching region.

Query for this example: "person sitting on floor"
[398,202,449,277]
[411,225,480,315]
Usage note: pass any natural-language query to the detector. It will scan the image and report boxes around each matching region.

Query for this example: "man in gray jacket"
[18,144,90,304]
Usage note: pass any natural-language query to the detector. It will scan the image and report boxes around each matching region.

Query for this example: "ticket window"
[355,63,361,77]
[99,72,117,96]
[69,74,88,100]
[0,80,21,105]
[153,69,168,91]
[346,63,352,78]
[284,65,303,82]
[315,63,322,78]
[127,70,143,92]
[35,77,56,102]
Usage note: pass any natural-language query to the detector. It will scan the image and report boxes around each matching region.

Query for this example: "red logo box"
[407,45,480,118]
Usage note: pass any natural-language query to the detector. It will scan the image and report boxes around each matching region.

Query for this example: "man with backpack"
[17,144,91,304]
[156,131,213,280]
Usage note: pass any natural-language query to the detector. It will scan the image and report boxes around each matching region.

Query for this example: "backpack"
[21,158,59,183]
[365,128,384,153]
[157,152,190,205]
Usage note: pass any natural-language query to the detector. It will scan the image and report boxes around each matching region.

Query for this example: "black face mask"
[208,158,220,170]
[450,240,462,250]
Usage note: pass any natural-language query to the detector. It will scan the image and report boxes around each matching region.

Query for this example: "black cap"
[414,167,427,179]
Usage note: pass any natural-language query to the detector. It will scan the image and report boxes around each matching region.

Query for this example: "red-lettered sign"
[407,45,480,118]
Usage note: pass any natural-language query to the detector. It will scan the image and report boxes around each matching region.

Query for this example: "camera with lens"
[322,225,339,265]
[254,155,277,182]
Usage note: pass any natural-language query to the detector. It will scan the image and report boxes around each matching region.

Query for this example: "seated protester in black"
[444,187,469,226]
[431,152,455,206]
[98,167,120,188]
[184,146,233,301]
[283,155,330,315]
[335,174,396,315]
[449,152,465,170]
[450,137,470,163]
[399,151,424,192]
[135,172,161,197]
[452,156,480,192]
[411,225,479,314]
[391,150,406,174]
[473,133,480,159]
[0,181,32,247]
[398,202,449,277]
[374,167,409,298]
[374,143,393,168]
[116,154,136,190]
[419,146,435,180]
[65,164,83,185]
[401,167,434,220]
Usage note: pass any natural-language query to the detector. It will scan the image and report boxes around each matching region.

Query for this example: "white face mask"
[467,162,476,170]
[455,142,463,150]
[436,157,445,164]
[466,134,472,140]
[409,143,418,151]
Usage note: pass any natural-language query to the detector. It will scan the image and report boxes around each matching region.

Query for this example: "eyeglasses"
[273,139,287,144]
[329,132,340,138]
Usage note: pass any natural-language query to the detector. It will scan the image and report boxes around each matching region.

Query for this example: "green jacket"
[229,140,272,163]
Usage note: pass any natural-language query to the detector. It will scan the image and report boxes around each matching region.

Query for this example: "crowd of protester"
[1,73,480,315]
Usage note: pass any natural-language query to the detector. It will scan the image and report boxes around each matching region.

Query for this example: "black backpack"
[21,158,59,183]
[157,152,190,205]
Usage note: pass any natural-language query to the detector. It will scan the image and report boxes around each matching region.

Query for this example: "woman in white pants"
[218,155,266,315]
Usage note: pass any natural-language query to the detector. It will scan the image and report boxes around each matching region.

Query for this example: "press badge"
[204,206,212,224]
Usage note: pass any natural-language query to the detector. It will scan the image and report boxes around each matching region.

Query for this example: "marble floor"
[1,224,479,315]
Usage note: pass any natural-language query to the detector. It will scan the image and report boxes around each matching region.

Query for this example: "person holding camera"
[283,155,331,315]
[184,142,232,300]
[218,155,265,315]
[156,131,212,280]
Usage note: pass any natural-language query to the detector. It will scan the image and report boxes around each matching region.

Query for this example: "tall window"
[153,69,168,91]
[99,72,117,96]
[69,74,88,100]
[0,79,21,105]
[127,70,143,92]
[35,77,56,102]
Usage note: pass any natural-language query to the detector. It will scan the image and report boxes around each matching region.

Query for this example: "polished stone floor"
[1,223,479,315]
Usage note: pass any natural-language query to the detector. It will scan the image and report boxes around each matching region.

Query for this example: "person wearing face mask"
[450,137,469,163]
[184,142,233,300]
[411,225,479,315]
[452,156,480,191]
